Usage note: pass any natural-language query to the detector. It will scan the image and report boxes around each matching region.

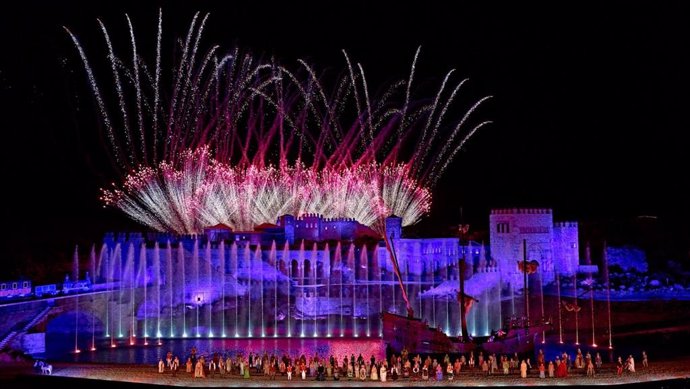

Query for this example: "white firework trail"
[70,12,490,235]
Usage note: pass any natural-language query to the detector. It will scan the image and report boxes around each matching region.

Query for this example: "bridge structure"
[0,286,143,356]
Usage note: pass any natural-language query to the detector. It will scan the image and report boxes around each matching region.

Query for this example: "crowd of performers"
[154,346,648,381]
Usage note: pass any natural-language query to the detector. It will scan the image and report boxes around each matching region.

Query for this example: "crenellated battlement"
[491,208,552,215]
[296,213,323,221]
[554,221,578,228]
[322,217,357,222]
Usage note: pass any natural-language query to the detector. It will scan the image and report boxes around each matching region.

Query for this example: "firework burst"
[69,11,491,234]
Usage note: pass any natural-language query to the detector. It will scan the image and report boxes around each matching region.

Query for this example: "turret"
[385,215,403,240]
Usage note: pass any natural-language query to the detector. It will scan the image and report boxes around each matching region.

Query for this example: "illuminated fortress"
[87,208,578,341]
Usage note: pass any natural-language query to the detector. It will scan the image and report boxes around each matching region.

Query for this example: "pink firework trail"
[68,11,491,234]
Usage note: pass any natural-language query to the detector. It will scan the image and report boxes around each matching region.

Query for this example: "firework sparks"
[71,12,490,234]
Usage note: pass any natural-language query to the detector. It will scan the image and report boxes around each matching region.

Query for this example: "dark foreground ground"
[1,357,689,388]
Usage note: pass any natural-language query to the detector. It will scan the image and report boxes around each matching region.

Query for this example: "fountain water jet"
[193,240,199,337]
[166,241,173,337]
[205,243,212,337]
[347,244,356,337]
[139,243,147,344]
[219,241,226,337]
[178,243,186,337]
[153,242,161,339]
[90,245,97,351]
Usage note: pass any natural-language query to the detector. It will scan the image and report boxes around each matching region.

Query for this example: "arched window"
[291,260,299,278]
[304,259,311,280]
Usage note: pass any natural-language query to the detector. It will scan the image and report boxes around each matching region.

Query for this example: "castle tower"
[277,215,295,245]
[489,208,554,285]
[295,213,322,242]
[385,215,403,240]
[552,221,579,276]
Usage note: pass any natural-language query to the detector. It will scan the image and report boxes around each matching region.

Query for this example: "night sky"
[1,1,688,277]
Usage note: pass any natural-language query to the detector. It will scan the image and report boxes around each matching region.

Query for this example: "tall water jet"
[96,244,107,282]
[430,261,436,327]
[282,241,290,337]
[269,241,277,337]
[311,243,318,337]
[166,241,173,337]
[445,257,450,335]
[373,247,383,336]
[140,243,147,344]
[298,241,305,337]
[177,242,186,337]
[102,245,111,339]
[360,246,370,337]
[125,243,134,342]
[492,260,503,334]
[153,242,161,339]
[417,258,423,320]
[205,243,212,336]
[74,295,80,353]
[245,243,253,337]
[89,245,97,284]
[347,243,356,336]
[231,242,238,337]
[192,239,200,337]
[335,242,343,337]
[482,281,490,336]
[72,246,80,353]
[89,245,97,351]
[323,243,331,336]
[255,244,264,337]
[219,241,226,337]
[138,242,149,346]
[111,243,121,344]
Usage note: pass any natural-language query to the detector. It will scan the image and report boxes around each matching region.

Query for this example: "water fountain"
[178,243,186,337]
[153,242,160,340]
[74,294,80,353]
[325,243,331,337]
[166,242,173,337]
[193,240,199,338]
[205,243,213,337]
[62,230,505,356]
[335,242,343,337]
[282,241,290,337]
[445,257,450,335]
[90,246,97,351]
[139,243,147,344]
[348,244,356,337]
[231,242,238,337]
[361,247,370,337]
[219,241,226,337]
